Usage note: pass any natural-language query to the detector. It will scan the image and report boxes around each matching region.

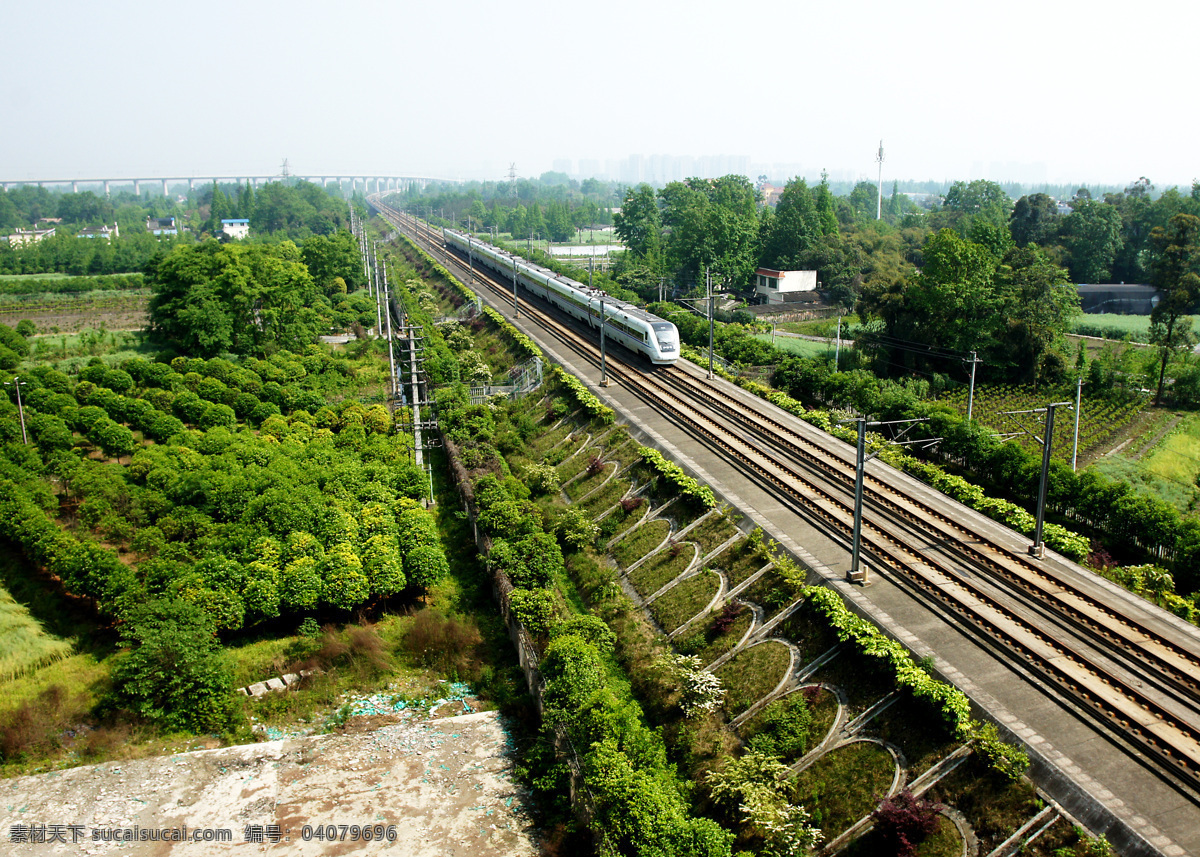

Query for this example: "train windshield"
[652,322,677,352]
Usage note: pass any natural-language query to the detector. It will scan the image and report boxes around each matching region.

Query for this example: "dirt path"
[1,711,537,856]
[1130,413,1182,462]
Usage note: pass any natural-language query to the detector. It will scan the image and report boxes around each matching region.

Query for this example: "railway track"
[376,203,1200,799]
[656,363,1200,708]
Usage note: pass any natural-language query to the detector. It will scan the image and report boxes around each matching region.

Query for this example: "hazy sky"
[3,0,1195,189]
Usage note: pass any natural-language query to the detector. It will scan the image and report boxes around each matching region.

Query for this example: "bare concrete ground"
[1,710,539,857]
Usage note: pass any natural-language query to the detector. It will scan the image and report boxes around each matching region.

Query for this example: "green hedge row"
[553,366,615,424]
[638,447,717,509]
[483,306,543,360]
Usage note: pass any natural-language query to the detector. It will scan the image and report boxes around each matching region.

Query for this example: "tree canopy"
[147,241,326,357]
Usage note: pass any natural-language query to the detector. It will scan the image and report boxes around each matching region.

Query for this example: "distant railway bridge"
[0,174,456,196]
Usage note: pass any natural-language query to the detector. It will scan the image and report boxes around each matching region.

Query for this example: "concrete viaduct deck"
[0,175,455,196]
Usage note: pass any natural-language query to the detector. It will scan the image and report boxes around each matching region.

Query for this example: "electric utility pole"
[966,351,981,421]
[5,377,27,444]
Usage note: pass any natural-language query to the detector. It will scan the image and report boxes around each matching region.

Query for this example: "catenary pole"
[707,267,714,380]
[599,296,608,387]
[1031,402,1070,557]
[850,417,866,581]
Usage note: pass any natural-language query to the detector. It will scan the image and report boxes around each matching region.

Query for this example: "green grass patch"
[774,605,843,677]
[714,640,791,716]
[1140,411,1200,489]
[0,651,108,715]
[741,567,798,620]
[739,686,839,765]
[776,315,858,338]
[804,686,839,750]
[0,587,75,681]
[648,571,719,634]
[713,538,770,588]
[629,546,695,598]
[684,512,741,556]
[863,693,956,778]
[674,605,752,665]
[926,754,1050,855]
[565,460,615,501]
[529,423,573,459]
[555,439,599,482]
[598,496,648,545]
[0,273,81,281]
[471,320,524,381]
[1090,454,1198,513]
[582,478,631,518]
[613,520,670,569]
[790,741,895,838]
[809,646,897,720]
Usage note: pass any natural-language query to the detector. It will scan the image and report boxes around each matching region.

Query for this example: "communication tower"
[875,142,884,220]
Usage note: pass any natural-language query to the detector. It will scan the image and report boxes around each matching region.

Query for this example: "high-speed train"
[441,228,680,366]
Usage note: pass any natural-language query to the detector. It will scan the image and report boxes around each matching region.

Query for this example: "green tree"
[661,176,761,290]
[1009,193,1061,247]
[941,179,1011,228]
[613,184,662,260]
[322,542,369,609]
[858,229,998,370]
[1149,214,1200,403]
[147,242,324,358]
[109,598,237,733]
[848,181,879,221]
[1060,199,1123,283]
[301,229,365,292]
[404,543,449,598]
[814,172,839,236]
[759,178,820,270]
[281,555,323,611]
[994,244,1079,383]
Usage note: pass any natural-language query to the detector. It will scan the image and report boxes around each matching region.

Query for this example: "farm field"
[932,382,1148,463]
[1,306,149,335]
[1091,410,1200,511]
[751,333,836,359]
[0,273,79,281]
[775,314,859,338]
[1070,312,1154,343]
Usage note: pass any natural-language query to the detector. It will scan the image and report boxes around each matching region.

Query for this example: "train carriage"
[441,228,679,365]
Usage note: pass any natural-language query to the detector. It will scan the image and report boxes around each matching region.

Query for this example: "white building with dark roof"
[221,218,249,240]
